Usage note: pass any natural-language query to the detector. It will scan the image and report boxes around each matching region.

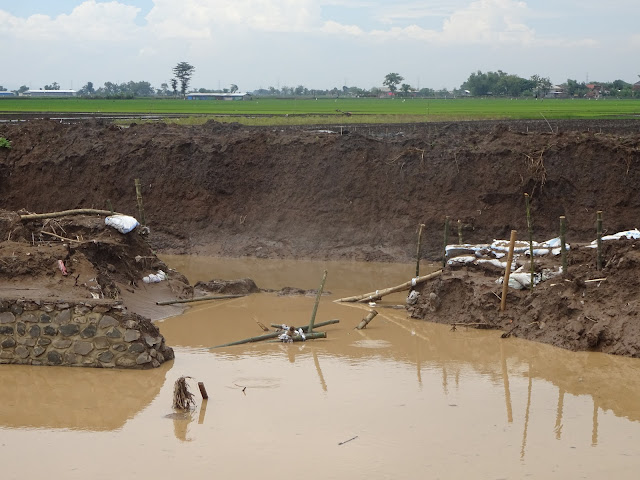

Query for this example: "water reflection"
[2,256,640,479]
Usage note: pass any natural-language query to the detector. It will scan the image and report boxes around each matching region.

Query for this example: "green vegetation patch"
[1,97,639,124]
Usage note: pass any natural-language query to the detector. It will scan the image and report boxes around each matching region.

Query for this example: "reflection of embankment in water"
[0,360,172,431]
[197,297,640,427]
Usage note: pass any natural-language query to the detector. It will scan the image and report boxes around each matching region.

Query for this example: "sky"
[0,0,639,92]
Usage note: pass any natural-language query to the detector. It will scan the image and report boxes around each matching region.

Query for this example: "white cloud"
[146,0,321,36]
[0,1,142,42]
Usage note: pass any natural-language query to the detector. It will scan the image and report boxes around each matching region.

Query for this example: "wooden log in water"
[356,310,378,330]
[334,270,442,303]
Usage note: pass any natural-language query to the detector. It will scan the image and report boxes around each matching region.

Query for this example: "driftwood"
[269,319,340,331]
[335,270,442,303]
[356,310,378,330]
[156,294,245,306]
[20,209,124,221]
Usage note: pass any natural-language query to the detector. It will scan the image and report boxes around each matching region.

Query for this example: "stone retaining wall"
[0,299,174,368]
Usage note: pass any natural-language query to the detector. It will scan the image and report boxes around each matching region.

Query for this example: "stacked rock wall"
[0,299,174,368]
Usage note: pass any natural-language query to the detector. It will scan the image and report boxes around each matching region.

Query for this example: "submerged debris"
[173,376,196,410]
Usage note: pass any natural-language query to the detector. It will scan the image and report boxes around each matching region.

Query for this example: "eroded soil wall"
[1,119,639,261]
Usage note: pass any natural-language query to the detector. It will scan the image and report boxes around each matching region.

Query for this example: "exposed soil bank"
[1,118,640,357]
[1,119,639,261]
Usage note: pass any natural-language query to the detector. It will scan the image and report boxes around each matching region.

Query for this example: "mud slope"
[1,119,639,261]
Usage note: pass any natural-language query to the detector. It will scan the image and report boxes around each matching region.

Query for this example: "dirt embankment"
[1,119,639,261]
[2,118,640,357]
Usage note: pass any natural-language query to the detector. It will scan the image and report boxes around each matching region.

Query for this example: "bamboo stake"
[442,216,450,268]
[457,219,463,244]
[308,270,327,333]
[524,193,535,291]
[334,270,442,303]
[20,208,124,221]
[197,382,209,399]
[560,216,567,274]
[356,310,378,330]
[415,223,425,278]
[500,230,517,311]
[135,178,146,226]
[596,211,603,271]
[270,319,340,331]
[156,294,245,305]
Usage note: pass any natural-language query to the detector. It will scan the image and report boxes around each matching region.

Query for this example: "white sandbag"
[143,270,167,284]
[105,215,139,234]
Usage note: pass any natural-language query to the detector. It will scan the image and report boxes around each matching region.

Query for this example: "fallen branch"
[584,278,607,284]
[40,230,83,243]
[211,331,281,348]
[156,294,246,306]
[20,208,124,221]
[334,270,442,303]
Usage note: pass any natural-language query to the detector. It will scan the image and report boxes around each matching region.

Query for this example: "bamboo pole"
[266,332,326,343]
[212,331,281,348]
[415,223,425,278]
[596,211,603,271]
[560,216,567,274]
[524,193,535,291]
[442,216,450,268]
[135,178,146,226]
[457,219,463,244]
[270,319,340,331]
[308,270,328,333]
[156,294,245,306]
[334,270,442,303]
[500,230,517,311]
[356,310,378,330]
[197,382,209,399]
[20,208,124,221]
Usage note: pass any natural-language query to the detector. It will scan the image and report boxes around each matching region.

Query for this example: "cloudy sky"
[0,0,638,92]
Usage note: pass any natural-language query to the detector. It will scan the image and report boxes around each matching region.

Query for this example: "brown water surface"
[1,256,639,479]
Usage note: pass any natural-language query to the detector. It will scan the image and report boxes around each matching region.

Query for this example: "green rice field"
[1,97,639,125]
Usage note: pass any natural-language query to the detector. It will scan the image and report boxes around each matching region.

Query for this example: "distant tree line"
[5,66,639,98]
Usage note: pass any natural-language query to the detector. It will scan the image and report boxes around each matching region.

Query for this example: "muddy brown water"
[1,256,640,479]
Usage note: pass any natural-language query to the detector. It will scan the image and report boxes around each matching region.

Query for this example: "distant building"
[0,91,15,97]
[185,92,251,101]
[24,89,76,97]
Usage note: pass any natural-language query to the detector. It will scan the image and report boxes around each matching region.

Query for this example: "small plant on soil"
[0,137,11,149]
